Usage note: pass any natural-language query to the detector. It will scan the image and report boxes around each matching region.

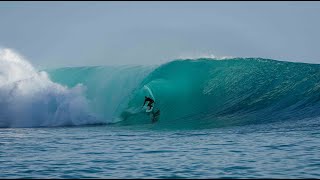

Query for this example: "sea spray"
[0,48,102,127]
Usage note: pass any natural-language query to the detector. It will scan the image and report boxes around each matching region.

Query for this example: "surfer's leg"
[151,114,157,123]
[155,110,160,116]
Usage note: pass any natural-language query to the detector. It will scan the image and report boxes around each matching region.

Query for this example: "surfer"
[143,96,154,110]
[143,96,160,123]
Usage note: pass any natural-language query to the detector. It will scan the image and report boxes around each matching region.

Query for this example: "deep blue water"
[1,118,320,178]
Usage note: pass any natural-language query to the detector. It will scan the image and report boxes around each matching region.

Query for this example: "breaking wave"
[2,48,320,129]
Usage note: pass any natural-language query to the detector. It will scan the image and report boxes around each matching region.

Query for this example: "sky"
[1,1,320,68]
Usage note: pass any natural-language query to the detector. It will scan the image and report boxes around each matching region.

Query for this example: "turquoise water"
[1,118,320,178]
[46,58,320,129]
[1,56,320,178]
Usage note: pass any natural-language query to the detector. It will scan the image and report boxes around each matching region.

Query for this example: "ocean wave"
[2,48,320,129]
[118,58,320,129]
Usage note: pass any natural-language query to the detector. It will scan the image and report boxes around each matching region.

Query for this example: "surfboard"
[151,109,160,123]
[145,106,153,112]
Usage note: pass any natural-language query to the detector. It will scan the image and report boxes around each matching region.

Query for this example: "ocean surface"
[0,49,320,178]
[1,120,320,178]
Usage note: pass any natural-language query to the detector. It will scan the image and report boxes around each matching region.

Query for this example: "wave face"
[118,58,320,129]
[2,48,320,129]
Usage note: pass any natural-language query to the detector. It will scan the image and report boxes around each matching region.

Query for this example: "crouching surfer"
[143,96,154,111]
[143,96,160,123]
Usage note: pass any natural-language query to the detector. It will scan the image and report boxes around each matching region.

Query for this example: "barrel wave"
[47,65,155,123]
[1,48,320,129]
[118,58,320,129]
[49,57,320,129]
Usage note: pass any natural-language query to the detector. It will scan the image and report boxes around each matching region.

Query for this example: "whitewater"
[1,48,320,178]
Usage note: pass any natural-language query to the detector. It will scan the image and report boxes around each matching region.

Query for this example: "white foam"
[177,52,234,60]
[0,48,103,127]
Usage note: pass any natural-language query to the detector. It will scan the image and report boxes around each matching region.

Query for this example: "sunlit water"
[1,118,320,178]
